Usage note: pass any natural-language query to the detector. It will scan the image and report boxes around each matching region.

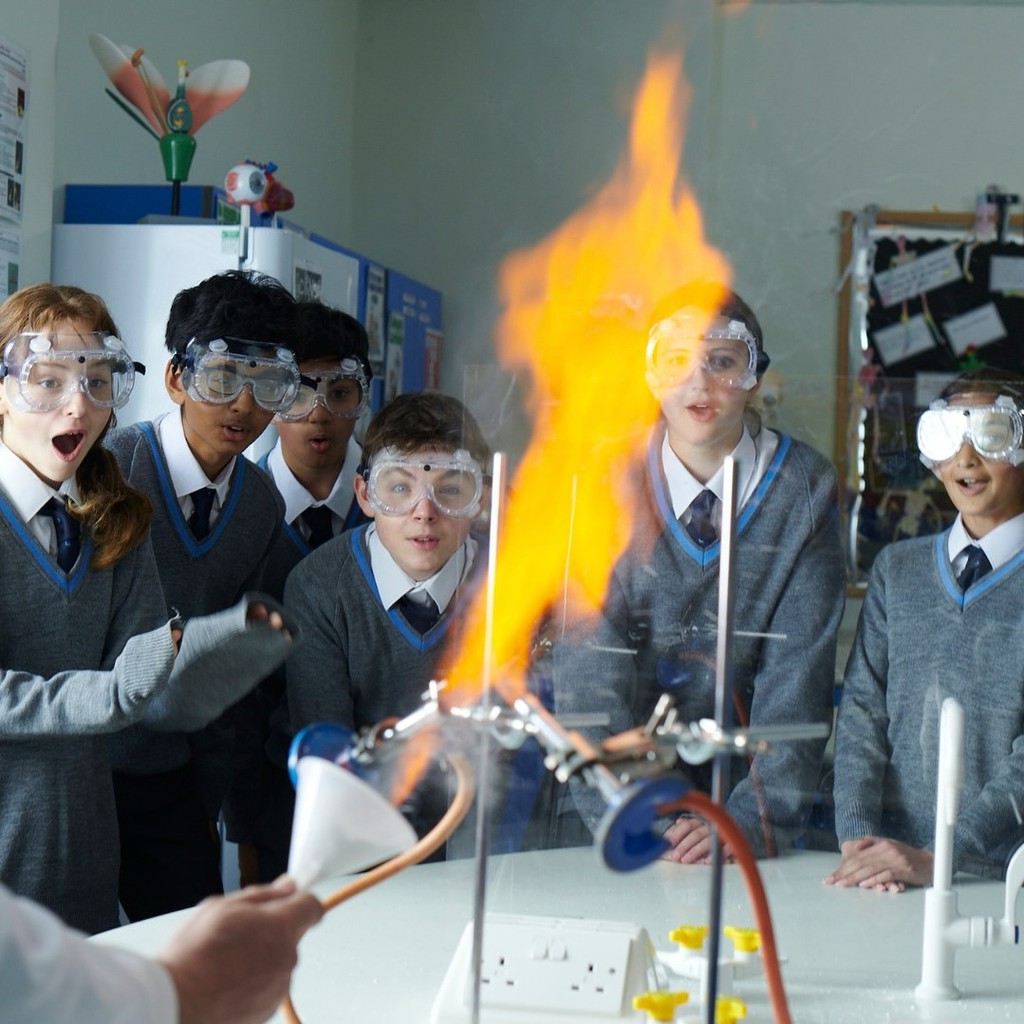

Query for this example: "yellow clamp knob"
[668,924,709,950]
[723,925,761,953]
[633,990,690,1022]
[714,995,747,1023]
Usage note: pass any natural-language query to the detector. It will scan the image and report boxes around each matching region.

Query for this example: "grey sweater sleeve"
[142,593,298,732]
[833,553,892,842]
[0,625,177,737]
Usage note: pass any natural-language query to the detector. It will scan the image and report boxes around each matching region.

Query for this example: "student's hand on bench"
[660,815,736,865]
[824,836,933,892]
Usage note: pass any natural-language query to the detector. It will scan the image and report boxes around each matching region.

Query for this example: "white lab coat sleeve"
[0,883,177,1024]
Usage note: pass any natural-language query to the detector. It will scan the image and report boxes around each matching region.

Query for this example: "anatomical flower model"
[89,33,250,212]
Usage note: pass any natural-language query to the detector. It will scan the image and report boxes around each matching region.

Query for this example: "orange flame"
[442,51,731,707]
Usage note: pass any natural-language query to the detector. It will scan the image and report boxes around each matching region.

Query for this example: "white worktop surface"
[93,848,1024,1023]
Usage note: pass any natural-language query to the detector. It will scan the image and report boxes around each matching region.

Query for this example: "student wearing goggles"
[171,337,302,414]
[645,311,770,394]
[0,331,142,411]
[358,447,485,518]
[275,358,369,422]
[917,395,1024,468]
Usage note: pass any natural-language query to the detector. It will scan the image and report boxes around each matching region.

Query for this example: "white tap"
[915,697,1023,1002]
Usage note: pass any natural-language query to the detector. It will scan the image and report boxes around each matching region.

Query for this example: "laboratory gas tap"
[915,697,1024,1002]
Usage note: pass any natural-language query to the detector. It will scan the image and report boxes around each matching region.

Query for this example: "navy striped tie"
[957,545,991,591]
[683,489,719,547]
[300,505,334,548]
[41,497,81,573]
[188,487,216,540]
[398,593,441,634]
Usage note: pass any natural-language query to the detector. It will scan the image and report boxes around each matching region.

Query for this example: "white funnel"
[287,756,418,889]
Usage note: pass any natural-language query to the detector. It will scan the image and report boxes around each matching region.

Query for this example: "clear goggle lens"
[275,358,369,421]
[178,337,301,413]
[917,396,1024,466]
[364,448,484,518]
[645,313,765,392]
[0,331,141,411]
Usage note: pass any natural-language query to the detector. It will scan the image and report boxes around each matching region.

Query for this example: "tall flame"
[443,51,731,706]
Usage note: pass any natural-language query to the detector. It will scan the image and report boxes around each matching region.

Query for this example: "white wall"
[708,3,1024,453]
[13,0,1024,461]
[345,1,1024,457]
[347,0,716,444]
[0,1,59,285]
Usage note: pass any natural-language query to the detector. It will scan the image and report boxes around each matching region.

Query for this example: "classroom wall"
[0,1,59,285]
[344,1,1024,456]
[9,0,1024,461]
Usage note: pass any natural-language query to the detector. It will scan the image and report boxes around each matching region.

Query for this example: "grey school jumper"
[286,526,483,732]
[555,429,845,855]
[0,488,293,934]
[834,532,1024,878]
[105,422,284,810]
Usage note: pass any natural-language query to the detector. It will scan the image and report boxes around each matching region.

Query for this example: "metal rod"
[705,455,738,1022]
[469,451,507,1024]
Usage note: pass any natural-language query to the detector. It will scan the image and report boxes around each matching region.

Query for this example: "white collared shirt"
[0,439,82,551]
[266,435,361,539]
[661,423,779,521]
[947,511,1024,575]
[155,410,234,524]
[365,523,477,616]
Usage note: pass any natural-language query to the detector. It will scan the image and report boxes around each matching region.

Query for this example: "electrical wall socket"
[431,913,658,1023]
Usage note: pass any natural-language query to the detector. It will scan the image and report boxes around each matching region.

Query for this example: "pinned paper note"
[942,302,1006,355]
[874,245,961,308]
[989,255,1024,293]
[872,314,939,366]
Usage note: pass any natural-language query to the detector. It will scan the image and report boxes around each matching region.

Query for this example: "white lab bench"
[92,847,1024,1023]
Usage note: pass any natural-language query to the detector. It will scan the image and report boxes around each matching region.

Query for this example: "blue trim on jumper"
[139,421,246,557]
[282,518,310,558]
[648,428,792,567]
[935,530,1024,608]
[259,451,366,554]
[0,488,95,592]
[348,527,446,652]
[258,451,309,558]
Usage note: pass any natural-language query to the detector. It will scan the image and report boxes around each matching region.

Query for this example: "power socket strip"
[431,913,658,1023]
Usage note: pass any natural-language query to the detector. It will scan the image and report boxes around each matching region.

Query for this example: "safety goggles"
[645,312,769,392]
[917,395,1024,467]
[173,337,301,413]
[275,358,369,421]
[0,331,143,411]
[362,447,485,518]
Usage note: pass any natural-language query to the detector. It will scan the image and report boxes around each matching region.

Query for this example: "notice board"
[835,207,1024,588]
